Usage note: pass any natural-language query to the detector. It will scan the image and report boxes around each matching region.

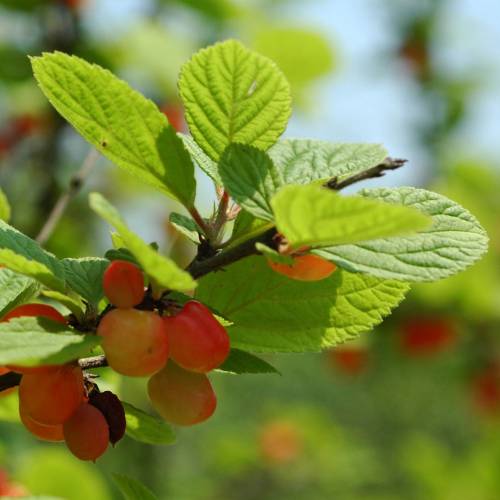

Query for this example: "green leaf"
[196,256,409,352]
[0,317,101,366]
[268,140,388,185]
[169,212,201,243]
[0,220,66,291]
[228,210,273,248]
[255,242,293,265]
[179,39,292,161]
[41,290,85,319]
[62,258,109,306]
[122,402,175,445]
[271,184,432,249]
[218,348,280,374]
[219,144,282,221]
[105,248,139,266]
[112,473,158,500]
[31,52,196,207]
[89,193,197,292]
[0,268,40,318]
[315,187,489,282]
[0,187,11,222]
[180,133,221,184]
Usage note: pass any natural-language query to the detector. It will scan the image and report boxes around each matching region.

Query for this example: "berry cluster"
[0,303,125,461]
[0,259,230,461]
[98,260,230,426]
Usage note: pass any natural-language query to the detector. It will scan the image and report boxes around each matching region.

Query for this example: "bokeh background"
[1,0,500,498]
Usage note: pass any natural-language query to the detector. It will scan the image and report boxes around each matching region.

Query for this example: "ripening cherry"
[2,303,66,324]
[268,254,337,281]
[97,309,169,376]
[19,364,84,425]
[2,303,67,374]
[259,420,303,464]
[164,301,230,373]
[399,316,456,356]
[63,403,109,461]
[471,364,500,416]
[20,408,64,442]
[102,260,145,309]
[148,361,216,426]
[161,103,186,133]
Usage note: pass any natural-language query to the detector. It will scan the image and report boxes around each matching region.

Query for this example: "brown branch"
[187,228,276,279]
[0,371,21,393]
[78,355,107,370]
[326,157,407,191]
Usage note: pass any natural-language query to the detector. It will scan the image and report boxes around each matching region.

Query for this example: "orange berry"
[102,260,145,309]
[97,309,169,376]
[268,254,336,281]
[20,407,64,442]
[63,403,109,461]
[148,361,216,426]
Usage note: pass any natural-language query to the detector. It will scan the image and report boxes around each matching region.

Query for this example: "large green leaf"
[268,139,388,185]
[195,257,409,352]
[0,220,66,291]
[0,268,40,318]
[123,402,175,445]
[0,317,101,366]
[179,39,291,161]
[0,187,11,222]
[31,52,196,207]
[112,473,158,500]
[169,212,201,244]
[219,144,282,221]
[89,193,196,292]
[62,257,109,306]
[316,187,489,282]
[271,184,431,249]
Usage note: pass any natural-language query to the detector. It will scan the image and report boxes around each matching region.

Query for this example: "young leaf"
[62,257,109,306]
[112,473,158,500]
[31,52,196,207]
[228,210,273,248]
[315,187,489,282]
[89,193,197,292]
[271,184,431,249]
[0,317,100,366]
[269,139,388,185]
[169,212,201,244]
[255,242,293,265]
[0,188,11,222]
[179,39,292,161]
[122,402,176,445]
[42,290,85,319]
[0,268,40,318]
[218,349,280,375]
[0,220,66,291]
[196,256,409,353]
[180,133,221,184]
[219,144,283,221]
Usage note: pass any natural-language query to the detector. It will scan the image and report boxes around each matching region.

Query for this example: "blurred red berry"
[329,347,369,376]
[471,364,500,416]
[259,420,302,464]
[161,103,186,133]
[400,316,456,356]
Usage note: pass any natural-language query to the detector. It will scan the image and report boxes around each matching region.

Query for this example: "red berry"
[471,364,500,416]
[164,301,230,373]
[329,347,369,376]
[148,361,216,426]
[63,403,109,461]
[103,260,145,309]
[97,309,169,376]
[19,364,84,425]
[2,303,66,324]
[268,254,337,281]
[161,103,186,133]
[259,420,302,464]
[400,316,456,356]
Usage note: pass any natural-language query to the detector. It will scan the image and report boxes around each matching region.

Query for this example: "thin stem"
[36,148,99,245]
[212,190,230,243]
[189,207,211,239]
[326,157,407,191]
[79,355,107,369]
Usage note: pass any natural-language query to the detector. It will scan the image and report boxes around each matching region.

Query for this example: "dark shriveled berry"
[89,390,126,445]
